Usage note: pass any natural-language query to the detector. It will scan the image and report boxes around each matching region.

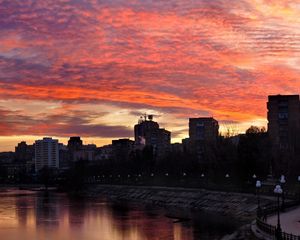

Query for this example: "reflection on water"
[0,189,238,240]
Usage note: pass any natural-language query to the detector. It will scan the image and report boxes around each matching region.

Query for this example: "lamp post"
[256,180,262,218]
[225,174,230,190]
[279,175,286,211]
[274,185,283,240]
[297,176,300,201]
[252,174,257,186]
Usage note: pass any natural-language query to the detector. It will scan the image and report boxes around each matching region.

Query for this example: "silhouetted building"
[171,143,183,154]
[186,117,219,163]
[95,145,113,161]
[58,143,70,170]
[67,137,96,162]
[15,141,34,162]
[67,136,83,151]
[0,152,15,164]
[189,117,219,142]
[134,115,171,159]
[35,138,59,172]
[73,144,97,162]
[112,139,134,161]
[267,95,300,173]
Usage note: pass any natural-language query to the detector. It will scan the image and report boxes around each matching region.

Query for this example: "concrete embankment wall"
[85,185,274,222]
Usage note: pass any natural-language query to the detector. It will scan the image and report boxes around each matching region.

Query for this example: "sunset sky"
[1,0,300,151]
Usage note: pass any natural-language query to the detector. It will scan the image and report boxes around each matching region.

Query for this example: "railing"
[256,202,300,240]
[256,217,276,237]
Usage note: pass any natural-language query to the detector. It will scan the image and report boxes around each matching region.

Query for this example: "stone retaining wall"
[85,185,275,222]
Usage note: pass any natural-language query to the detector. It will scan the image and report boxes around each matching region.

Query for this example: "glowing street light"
[279,175,286,210]
[256,180,262,218]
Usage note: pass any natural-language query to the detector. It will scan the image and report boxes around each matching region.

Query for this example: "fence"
[256,202,300,240]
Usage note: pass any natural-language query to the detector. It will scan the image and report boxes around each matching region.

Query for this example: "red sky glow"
[1,0,300,150]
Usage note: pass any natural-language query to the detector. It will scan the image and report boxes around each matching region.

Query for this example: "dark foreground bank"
[83,184,276,223]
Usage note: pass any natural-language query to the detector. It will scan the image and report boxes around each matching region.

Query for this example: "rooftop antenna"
[148,114,153,121]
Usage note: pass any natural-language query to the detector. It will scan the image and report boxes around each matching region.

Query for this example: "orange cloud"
[1,0,300,150]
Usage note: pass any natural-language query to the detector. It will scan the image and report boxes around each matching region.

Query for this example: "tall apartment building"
[267,95,300,172]
[112,139,134,161]
[134,115,171,159]
[189,117,219,142]
[186,117,219,163]
[15,141,34,162]
[35,137,59,172]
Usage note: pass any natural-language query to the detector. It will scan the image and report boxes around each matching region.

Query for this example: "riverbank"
[83,184,276,223]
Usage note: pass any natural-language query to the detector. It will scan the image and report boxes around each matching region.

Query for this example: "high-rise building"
[186,117,219,163]
[35,137,59,172]
[267,95,300,172]
[189,117,219,142]
[15,141,34,162]
[67,136,83,151]
[134,115,171,159]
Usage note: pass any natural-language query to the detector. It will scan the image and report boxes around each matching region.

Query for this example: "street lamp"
[252,174,257,186]
[256,180,262,218]
[274,185,283,240]
[279,175,286,211]
[297,176,300,200]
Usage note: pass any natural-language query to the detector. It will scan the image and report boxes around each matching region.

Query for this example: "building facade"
[267,95,300,173]
[112,139,134,162]
[189,117,219,142]
[35,138,59,172]
[186,117,219,163]
[134,115,171,159]
[15,141,34,162]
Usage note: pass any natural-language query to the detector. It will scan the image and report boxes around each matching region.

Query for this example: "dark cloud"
[0,107,132,138]
[0,0,300,144]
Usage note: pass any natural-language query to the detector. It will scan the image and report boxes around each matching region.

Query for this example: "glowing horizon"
[1,0,300,151]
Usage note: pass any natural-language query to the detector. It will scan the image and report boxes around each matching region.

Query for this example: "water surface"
[0,188,238,240]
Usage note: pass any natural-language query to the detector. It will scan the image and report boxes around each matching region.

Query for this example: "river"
[0,188,240,240]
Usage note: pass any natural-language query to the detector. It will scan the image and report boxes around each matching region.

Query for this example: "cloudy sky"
[1,0,300,151]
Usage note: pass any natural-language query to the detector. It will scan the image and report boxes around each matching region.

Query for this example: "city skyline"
[1,1,300,151]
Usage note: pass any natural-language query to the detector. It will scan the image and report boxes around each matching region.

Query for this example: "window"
[278,112,288,119]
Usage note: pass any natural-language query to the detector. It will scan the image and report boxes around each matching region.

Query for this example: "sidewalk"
[267,206,300,235]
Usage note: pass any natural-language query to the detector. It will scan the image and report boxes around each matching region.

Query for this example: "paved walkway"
[267,206,300,235]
